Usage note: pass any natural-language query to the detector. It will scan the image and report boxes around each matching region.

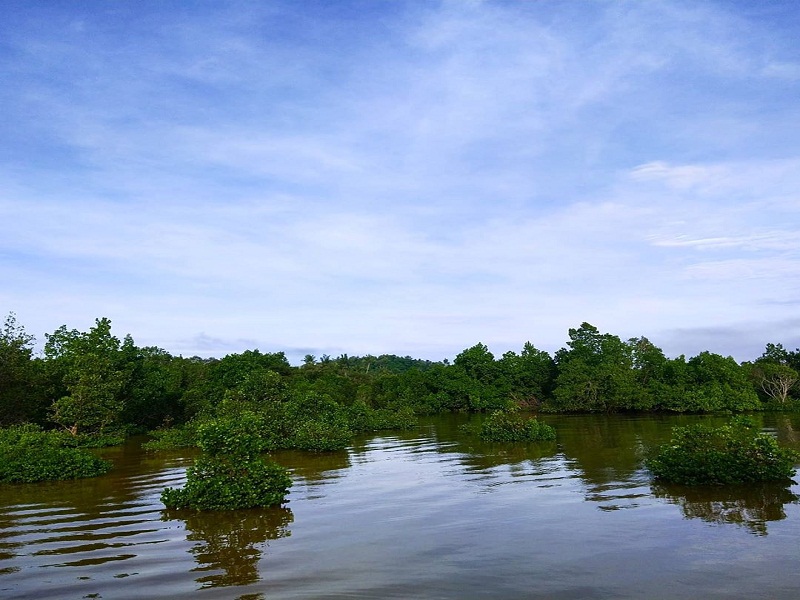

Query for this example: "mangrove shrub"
[647,418,799,485]
[0,424,111,483]
[161,413,292,510]
[470,410,556,442]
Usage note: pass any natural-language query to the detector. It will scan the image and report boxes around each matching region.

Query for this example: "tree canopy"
[1,313,798,437]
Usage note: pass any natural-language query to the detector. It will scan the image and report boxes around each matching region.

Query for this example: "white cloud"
[1,1,800,362]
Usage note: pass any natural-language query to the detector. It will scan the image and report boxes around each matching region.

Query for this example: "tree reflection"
[163,506,293,588]
[652,482,799,536]
[272,448,351,482]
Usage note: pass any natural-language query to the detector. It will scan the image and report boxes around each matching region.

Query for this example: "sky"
[1,0,799,363]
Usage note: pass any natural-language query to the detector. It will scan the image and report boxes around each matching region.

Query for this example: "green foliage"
[161,455,292,511]
[118,342,185,431]
[0,313,47,425]
[143,422,200,451]
[55,430,126,448]
[346,401,417,432]
[196,413,267,457]
[683,352,761,412]
[550,323,637,412]
[6,313,800,438]
[467,410,557,442]
[498,342,556,409]
[454,343,497,383]
[0,424,111,483]
[161,414,292,511]
[45,318,128,435]
[746,360,799,407]
[291,419,353,452]
[647,418,799,485]
[210,350,292,390]
[147,395,418,455]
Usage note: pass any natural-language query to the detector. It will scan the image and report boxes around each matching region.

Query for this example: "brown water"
[1,413,799,600]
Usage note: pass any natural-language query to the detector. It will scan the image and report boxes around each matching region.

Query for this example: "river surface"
[1,413,799,600]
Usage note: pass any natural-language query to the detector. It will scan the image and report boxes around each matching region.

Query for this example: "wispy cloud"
[1,0,799,362]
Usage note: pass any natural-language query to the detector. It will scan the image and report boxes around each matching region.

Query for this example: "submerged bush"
[146,397,418,455]
[647,418,799,485]
[161,455,292,511]
[161,414,292,510]
[471,410,556,442]
[0,424,111,483]
[143,423,199,451]
[347,402,418,433]
[56,430,126,448]
[290,419,353,452]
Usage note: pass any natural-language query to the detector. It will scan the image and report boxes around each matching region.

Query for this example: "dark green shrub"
[367,406,418,431]
[0,424,111,483]
[290,419,353,452]
[161,414,291,510]
[647,418,799,485]
[56,430,126,448]
[471,410,556,442]
[161,455,292,511]
[195,414,266,457]
[346,401,418,432]
[143,422,199,451]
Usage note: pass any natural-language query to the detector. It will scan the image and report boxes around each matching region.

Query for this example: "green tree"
[0,313,46,425]
[684,352,760,412]
[746,343,800,406]
[45,318,128,435]
[454,343,497,383]
[626,336,671,410]
[497,342,556,408]
[747,361,799,406]
[119,340,184,430]
[550,323,637,412]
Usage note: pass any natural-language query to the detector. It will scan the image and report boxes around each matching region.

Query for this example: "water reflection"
[653,482,799,535]
[768,413,800,446]
[163,507,292,588]
[417,413,559,471]
[3,417,800,600]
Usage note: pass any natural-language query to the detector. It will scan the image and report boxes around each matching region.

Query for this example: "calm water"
[1,413,800,600]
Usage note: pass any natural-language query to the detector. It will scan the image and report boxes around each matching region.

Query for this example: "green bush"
[161,414,292,510]
[161,455,292,510]
[647,418,799,485]
[142,422,199,451]
[290,419,353,452]
[346,401,418,433]
[470,410,556,442]
[0,424,111,483]
[56,430,126,448]
[146,399,418,456]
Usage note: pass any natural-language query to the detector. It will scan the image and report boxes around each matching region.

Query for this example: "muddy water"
[1,413,799,599]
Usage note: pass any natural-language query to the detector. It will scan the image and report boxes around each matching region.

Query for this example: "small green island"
[648,417,798,485]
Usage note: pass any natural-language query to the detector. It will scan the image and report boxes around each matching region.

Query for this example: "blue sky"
[1,0,799,363]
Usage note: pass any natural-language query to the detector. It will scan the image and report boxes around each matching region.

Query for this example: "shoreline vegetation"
[1,313,798,489]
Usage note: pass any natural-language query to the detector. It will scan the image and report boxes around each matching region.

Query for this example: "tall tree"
[0,313,46,424]
[627,336,669,410]
[551,323,637,412]
[684,352,760,412]
[45,318,128,435]
[498,342,556,408]
[746,343,799,405]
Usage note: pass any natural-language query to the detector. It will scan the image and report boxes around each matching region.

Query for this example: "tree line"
[1,314,799,435]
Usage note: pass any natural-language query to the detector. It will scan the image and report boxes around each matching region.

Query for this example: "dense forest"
[1,313,799,436]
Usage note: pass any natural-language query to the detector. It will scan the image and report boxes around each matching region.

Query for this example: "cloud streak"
[1,0,799,362]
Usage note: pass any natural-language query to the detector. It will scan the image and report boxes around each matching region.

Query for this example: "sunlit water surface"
[1,413,799,599]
